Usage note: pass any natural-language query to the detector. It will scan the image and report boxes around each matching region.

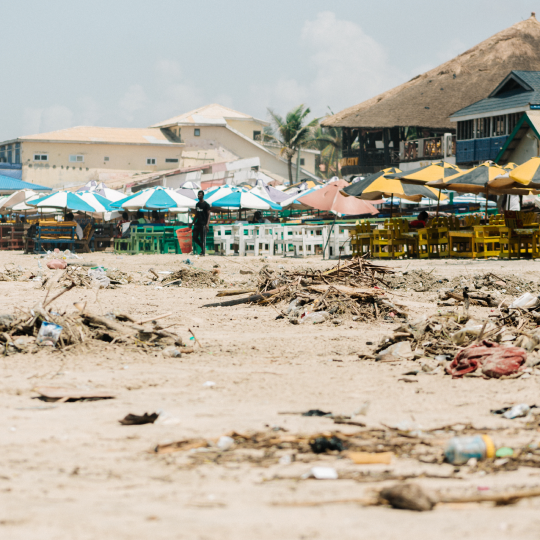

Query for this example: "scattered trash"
[119,412,159,425]
[203,381,216,387]
[447,341,527,379]
[33,386,115,402]
[46,259,67,270]
[302,467,338,480]
[217,436,235,451]
[444,435,495,465]
[495,447,514,458]
[302,409,332,417]
[309,436,344,454]
[377,341,413,361]
[502,403,531,419]
[347,451,393,465]
[36,321,62,346]
[510,292,540,310]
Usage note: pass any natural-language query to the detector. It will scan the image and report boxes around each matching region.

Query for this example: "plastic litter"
[88,268,111,289]
[495,447,514,458]
[302,467,338,480]
[46,259,67,270]
[444,435,495,465]
[217,436,234,451]
[377,341,413,360]
[36,322,63,346]
[202,381,215,387]
[299,311,329,324]
[502,403,530,419]
[510,292,540,309]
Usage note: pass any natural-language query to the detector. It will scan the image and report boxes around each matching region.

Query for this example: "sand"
[1,250,540,539]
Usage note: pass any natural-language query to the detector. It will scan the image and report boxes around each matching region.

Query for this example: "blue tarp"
[0,175,51,192]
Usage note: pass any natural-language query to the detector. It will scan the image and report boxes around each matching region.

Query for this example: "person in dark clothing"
[409,210,429,229]
[192,190,211,255]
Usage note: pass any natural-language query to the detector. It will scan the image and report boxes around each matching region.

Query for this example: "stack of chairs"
[448,214,481,258]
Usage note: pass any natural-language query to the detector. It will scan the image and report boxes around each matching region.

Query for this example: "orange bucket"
[175,227,192,254]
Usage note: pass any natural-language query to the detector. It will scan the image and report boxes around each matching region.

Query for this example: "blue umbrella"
[28,191,97,212]
[111,186,195,210]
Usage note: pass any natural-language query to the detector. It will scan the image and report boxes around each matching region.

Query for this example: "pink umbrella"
[298,179,378,216]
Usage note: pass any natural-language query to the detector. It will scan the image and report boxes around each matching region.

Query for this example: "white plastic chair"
[213,224,235,255]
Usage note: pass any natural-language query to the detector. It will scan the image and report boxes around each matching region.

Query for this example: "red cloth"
[447,340,527,379]
[409,219,426,229]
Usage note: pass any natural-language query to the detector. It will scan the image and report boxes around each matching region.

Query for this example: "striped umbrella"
[28,191,98,212]
[111,186,196,211]
[389,161,461,184]
[508,157,540,187]
[210,190,281,210]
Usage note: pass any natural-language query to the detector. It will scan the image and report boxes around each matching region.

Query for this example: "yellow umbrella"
[508,157,540,187]
[389,161,462,184]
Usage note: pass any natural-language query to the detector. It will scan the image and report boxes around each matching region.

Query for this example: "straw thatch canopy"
[323,14,540,130]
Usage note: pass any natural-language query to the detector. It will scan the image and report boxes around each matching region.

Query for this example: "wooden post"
[383,128,390,167]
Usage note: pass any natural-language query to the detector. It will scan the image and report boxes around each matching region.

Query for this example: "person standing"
[192,190,211,255]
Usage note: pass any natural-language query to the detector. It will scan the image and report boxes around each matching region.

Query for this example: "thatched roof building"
[323,14,540,130]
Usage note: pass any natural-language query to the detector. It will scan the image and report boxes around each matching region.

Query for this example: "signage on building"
[339,157,358,166]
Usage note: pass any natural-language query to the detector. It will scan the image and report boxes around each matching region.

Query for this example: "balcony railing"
[400,135,456,163]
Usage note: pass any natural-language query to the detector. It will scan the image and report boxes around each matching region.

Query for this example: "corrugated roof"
[323,14,540,129]
[19,126,179,145]
[151,103,269,128]
[0,175,52,192]
[451,70,540,118]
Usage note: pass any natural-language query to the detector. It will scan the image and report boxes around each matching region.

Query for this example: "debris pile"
[161,266,221,288]
[0,294,190,356]
[0,264,27,282]
[205,257,405,323]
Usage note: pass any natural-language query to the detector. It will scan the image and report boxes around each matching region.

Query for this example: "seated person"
[409,210,429,229]
[132,210,147,224]
[151,210,165,224]
[65,212,84,239]
[250,211,270,224]
[117,211,131,237]
[0,216,6,223]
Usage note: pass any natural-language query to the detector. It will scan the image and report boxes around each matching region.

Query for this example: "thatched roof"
[323,14,540,130]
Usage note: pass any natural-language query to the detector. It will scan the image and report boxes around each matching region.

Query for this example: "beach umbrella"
[250,184,292,204]
[389,161,462,184]
[111,186,196,211]
[78,180,99,192]
[209,190,281,211]
[76,191,121,221]
[28,191,98,212]
[179,180,201,190]
[0,189,39,210]
[9,193,58,214]
[280,185,325,209]
[295,179,378,216]
[91,182,125,202]
[508,157,540,187]
[342,170,445,202]
[175,187,199,200]
[204,184,247,204]
[283,178,324,192]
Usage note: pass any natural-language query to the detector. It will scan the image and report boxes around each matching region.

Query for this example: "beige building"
[151,104,320,181]
[1,126,184,189]
[0,104,320,189]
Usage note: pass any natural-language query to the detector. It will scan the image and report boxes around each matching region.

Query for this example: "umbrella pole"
[323,214,337,260]
[436,190,441,218]
[485,186,489,221]
[390,194,393,218]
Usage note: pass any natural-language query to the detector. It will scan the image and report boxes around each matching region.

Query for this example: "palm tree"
[267,104,320,184]
[308,124,342,179]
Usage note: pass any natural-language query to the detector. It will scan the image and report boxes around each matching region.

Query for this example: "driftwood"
[216,289,257,297]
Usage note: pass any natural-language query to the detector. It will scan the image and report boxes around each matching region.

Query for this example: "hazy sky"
[0,0,538,140]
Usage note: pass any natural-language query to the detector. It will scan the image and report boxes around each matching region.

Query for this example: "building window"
[508,112,523,134]
[104,156,109,162]
[253,131,261,141]
[34,154,48,161]
[194,128,200,136]
[476,117,490,139]
[146,158,156,165]
[69,155,84,162]
[300,158,305,166]
[165,158,179,163]
[492,115,506,137]
[457,120,474,140]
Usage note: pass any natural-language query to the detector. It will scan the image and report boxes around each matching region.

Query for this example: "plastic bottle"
[444,435,495,465]
[502,403,530,419]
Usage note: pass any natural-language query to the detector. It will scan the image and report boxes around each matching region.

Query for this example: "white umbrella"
[210,190,281,210]
[92,182,125,202]
[0,189,38,210]
[179,180,201,190]
[28,191,98,212]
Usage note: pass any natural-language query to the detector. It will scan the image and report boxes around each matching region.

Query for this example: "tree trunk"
[287,156,293,185]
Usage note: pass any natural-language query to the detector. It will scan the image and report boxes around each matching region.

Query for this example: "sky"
[0,0,538,140]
